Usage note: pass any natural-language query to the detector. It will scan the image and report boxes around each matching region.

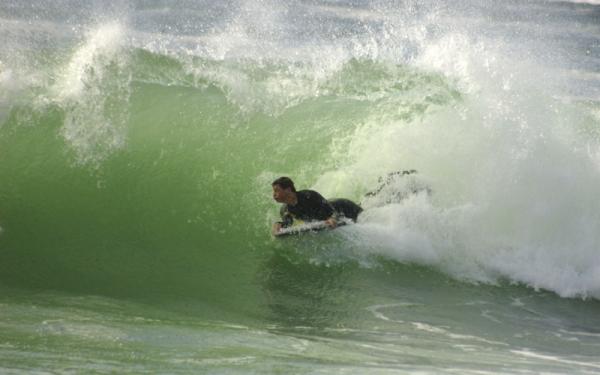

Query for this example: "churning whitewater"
[1,0,600,373]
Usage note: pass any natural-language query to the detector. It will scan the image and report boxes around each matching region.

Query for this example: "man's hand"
[325,217,337,228]
[272,222,282,235]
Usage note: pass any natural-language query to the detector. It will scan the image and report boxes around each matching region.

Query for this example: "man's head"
[272,176,296,203]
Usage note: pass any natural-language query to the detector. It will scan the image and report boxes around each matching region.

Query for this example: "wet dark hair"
[272,176,296,192]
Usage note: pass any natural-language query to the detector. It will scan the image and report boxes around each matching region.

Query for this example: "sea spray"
[51,22,131,166]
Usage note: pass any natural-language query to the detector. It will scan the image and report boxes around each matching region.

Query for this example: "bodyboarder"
[271,176,362,235]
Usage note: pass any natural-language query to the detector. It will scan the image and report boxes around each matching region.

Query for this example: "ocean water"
[1,0,600,373]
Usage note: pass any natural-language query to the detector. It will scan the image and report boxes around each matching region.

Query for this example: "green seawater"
[2,0,600,373]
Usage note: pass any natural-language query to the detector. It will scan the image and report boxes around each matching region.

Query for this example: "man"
[271,176,362,235]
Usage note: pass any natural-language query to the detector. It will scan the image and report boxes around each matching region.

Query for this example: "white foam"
[310,13,600,299]
[558,329,600,338]
[512,350,600,369]
[338,101,600,297]
[412,322,508,346]
[366,303,422,323]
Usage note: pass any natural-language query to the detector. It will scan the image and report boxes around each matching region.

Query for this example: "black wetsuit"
[278,190,362,228]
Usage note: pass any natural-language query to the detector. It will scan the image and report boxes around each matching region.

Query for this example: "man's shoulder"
[297,189,322,198]
[297,190,328,204]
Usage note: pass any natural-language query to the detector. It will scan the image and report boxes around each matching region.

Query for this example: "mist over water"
[2,0,600,373]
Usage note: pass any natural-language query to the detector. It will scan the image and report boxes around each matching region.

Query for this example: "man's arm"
[318,194,338,228]
[307,190,337,227]
[278,205,294,227]
[272,205,294,235]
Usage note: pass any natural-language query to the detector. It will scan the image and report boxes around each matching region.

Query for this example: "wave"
[1,2,600,302]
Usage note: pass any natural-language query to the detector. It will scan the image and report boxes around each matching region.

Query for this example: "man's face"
[272,184,291,203]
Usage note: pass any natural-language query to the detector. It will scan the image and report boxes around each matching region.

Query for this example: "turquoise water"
[1,0,600,373]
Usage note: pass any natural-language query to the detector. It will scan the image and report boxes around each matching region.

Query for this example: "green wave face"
[0,48,460,316]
